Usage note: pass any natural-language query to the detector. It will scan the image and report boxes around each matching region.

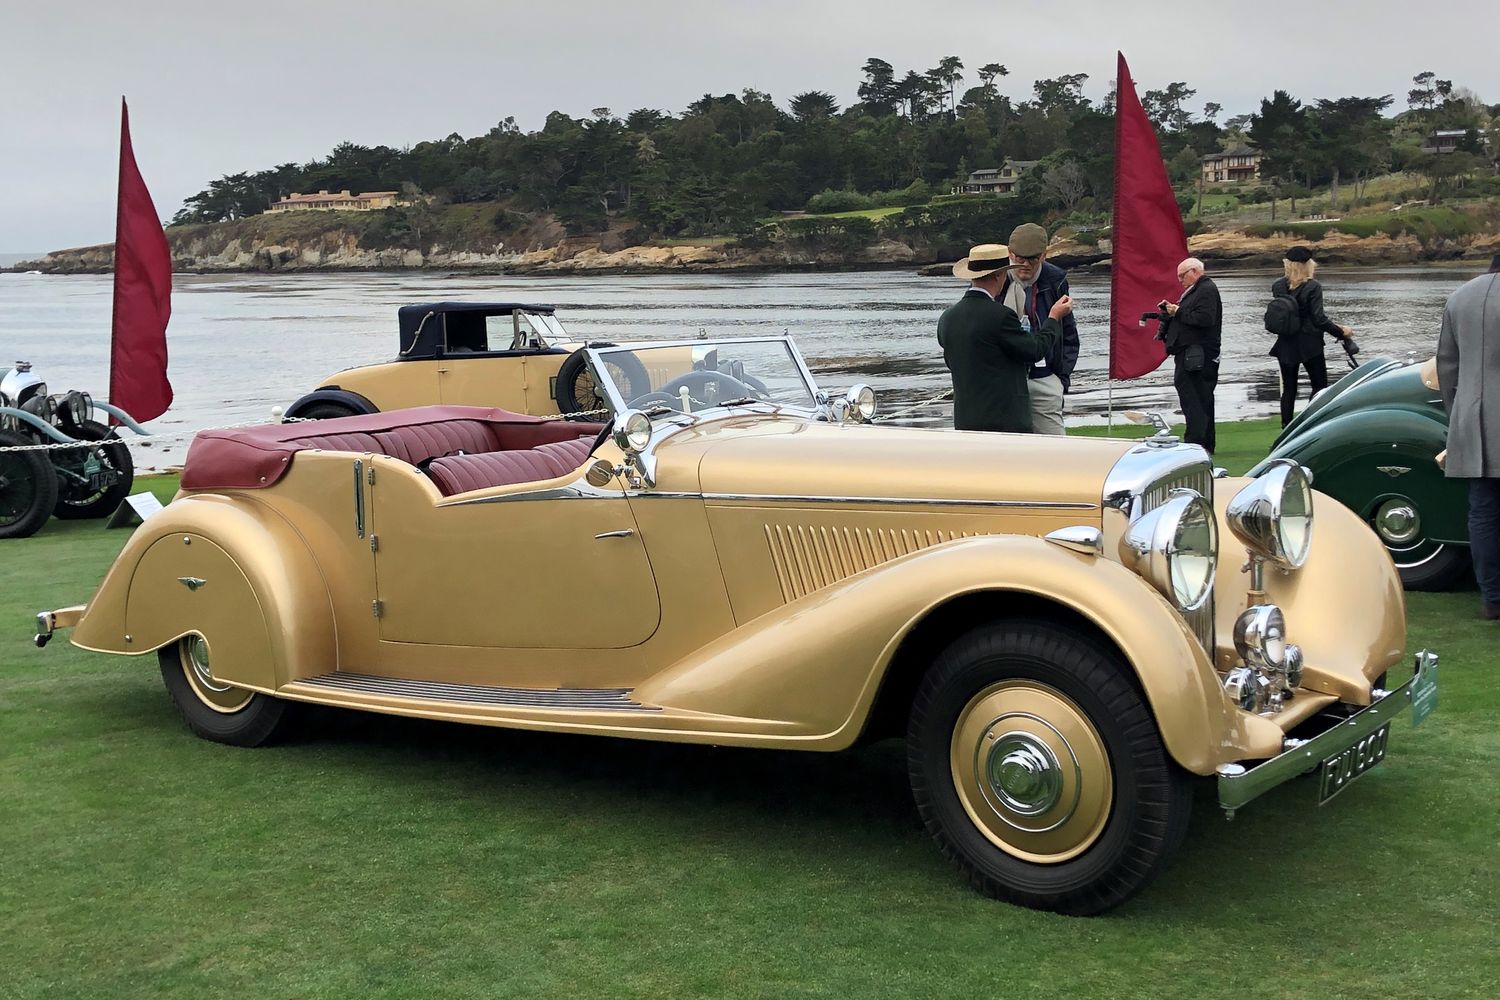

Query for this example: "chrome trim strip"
[297,672,660,711]
[353,460,365,538]
[1216,650,1437,813]
[442,481,621,506]
[637,491,1096,509]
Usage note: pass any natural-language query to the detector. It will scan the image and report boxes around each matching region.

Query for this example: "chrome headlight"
[69,391,91,424]
[844,384,876,423]
[1223,667,1264,713]
[1226,461,1314,569]
[1282,644,1304,690]
[1233,604,1287,670]
[611,409,653,454]
[1122,490,1218,611]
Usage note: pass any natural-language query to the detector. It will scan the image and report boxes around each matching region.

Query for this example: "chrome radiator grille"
[1139,465,1216,654]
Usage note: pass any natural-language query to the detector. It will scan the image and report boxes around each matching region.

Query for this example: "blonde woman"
[1266,246,1357,426]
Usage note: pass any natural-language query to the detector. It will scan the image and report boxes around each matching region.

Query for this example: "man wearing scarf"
[998,223,1079,435]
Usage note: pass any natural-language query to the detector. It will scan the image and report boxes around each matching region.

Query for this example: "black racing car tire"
[908,621,1192,916]
[52,419,135,520]
[0,429,59,539]
[158,636,294,747]
[555,344,651,416]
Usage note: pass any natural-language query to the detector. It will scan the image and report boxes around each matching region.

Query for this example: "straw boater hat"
[952,243,1012,280]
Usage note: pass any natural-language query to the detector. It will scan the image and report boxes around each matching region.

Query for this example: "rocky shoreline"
[11,227,1499,278]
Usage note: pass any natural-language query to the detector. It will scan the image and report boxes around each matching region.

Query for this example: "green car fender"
[1252,408,1466,544]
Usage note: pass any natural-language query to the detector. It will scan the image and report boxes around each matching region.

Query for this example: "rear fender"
[284,387,378,419]
[631,535,1238,772]
[73,494,335,691]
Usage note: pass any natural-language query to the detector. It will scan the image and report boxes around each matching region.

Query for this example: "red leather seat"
[370,420,501,466]
[427,435,597,496]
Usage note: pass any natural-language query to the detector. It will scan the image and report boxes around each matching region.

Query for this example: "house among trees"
[1421,129,1472,154]
[267,190,402,213]
[1200,147,1262,184]
[961,160,1038,196]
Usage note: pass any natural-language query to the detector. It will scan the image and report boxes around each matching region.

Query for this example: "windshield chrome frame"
[584,336,823,418]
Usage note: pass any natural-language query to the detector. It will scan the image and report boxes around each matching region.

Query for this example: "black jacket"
[938,289,1061,432]
[999,261,1080,389]
[1161,275,1222,356]
[1267,276,1344,365]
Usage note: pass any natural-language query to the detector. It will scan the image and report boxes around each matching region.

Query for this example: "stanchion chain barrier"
[873,389,953,423]
[0,406,613,453]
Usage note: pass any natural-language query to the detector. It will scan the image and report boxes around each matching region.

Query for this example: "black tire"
[0,428,59,539]
[158,636,293,747]
[297,402,363,420]
[1369,497,1472,591]
[907,621,1192,916]
[554,344,651,416]
[52,419,135,520]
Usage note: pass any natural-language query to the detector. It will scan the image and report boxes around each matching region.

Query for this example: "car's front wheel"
[52,419,134,520]
[1370,497,1471,591]
[907,622,1191,916]
[158,636,293,747]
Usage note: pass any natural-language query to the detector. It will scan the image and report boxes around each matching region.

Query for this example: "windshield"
[590,338,818,415]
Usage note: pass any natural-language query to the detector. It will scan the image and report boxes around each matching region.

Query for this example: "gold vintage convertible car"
[282,301,662,421]
[37,336,1436,915]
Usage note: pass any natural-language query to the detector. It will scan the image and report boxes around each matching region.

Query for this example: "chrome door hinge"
[369,534,379,552]
[366,465,376,485]
[371,599,383,618]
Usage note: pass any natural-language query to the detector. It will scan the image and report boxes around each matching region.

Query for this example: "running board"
[294,672,659,712]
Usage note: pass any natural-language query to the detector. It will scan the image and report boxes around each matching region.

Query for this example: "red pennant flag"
[109,98,173,422]
[1108,53,1186,380]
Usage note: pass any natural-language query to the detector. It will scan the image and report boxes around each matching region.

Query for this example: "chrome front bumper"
[1217,650,1438,815]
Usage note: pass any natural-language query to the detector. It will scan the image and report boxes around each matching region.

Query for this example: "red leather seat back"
[534,437,595,474]
[428,451,565,495]
[371,420,501,466]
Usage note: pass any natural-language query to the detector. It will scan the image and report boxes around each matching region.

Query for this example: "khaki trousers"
[1028,373,1066,435]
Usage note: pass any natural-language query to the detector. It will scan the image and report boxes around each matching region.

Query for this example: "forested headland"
[21,61,1500,273]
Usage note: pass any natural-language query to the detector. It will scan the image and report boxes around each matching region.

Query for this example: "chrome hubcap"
[1374,499,1421,546]
[987,733,1064,816]
[186,635,230,693]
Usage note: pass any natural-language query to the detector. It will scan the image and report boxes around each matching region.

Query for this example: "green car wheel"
[1371,497,1470,591]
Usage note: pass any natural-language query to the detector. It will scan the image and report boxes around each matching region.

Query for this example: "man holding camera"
[1156,257,1221,454]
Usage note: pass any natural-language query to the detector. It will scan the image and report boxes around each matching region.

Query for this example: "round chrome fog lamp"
[1282,643,1304,690]
[844,384,876,423]
[1226,461,1314,569]
[1233,604,1287,669]
[1223,667,1262,713]
[1122,490,1218,611]
[611,409,653,453]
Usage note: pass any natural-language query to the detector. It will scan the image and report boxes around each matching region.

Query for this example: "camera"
[1138,310,1172,327]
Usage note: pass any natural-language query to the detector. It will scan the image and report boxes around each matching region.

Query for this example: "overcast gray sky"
[1,0,1492,252]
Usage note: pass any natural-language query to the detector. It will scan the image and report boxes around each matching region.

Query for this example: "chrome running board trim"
[296,672,659,711]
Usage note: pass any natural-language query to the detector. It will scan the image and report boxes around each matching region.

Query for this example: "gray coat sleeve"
[1436,301,1459,416]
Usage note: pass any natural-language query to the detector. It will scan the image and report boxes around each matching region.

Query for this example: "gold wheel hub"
[180,636,252,714]
[949,680,1113,863]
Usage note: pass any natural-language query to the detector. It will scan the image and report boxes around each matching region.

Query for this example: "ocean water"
[0,266,1474,469]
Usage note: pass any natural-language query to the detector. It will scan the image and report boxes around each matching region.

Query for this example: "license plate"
[1318,723,1390,804]
[87,472,111,490]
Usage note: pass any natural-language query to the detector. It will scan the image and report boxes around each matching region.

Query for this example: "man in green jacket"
[938,242,1072,432]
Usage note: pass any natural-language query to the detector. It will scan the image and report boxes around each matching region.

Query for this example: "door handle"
[594,529,635,539]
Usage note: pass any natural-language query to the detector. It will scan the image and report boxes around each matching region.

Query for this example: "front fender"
[1251,408,1464,542]
[72,494,335,691]
[632,535,1238,772]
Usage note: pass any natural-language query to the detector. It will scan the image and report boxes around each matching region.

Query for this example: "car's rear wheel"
[1370,497,1470,591]
[0,429,59,539]
[52,419,135,520]
[555,344,650,417]
[158,636,292,747]
[908,622,1192,916]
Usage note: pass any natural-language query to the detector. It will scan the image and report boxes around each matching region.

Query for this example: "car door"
[367,458,661,649]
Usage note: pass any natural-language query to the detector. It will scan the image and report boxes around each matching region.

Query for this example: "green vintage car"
[1250,356,1467,590]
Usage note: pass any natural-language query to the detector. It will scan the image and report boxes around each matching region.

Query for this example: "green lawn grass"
[3,451,1497,999]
